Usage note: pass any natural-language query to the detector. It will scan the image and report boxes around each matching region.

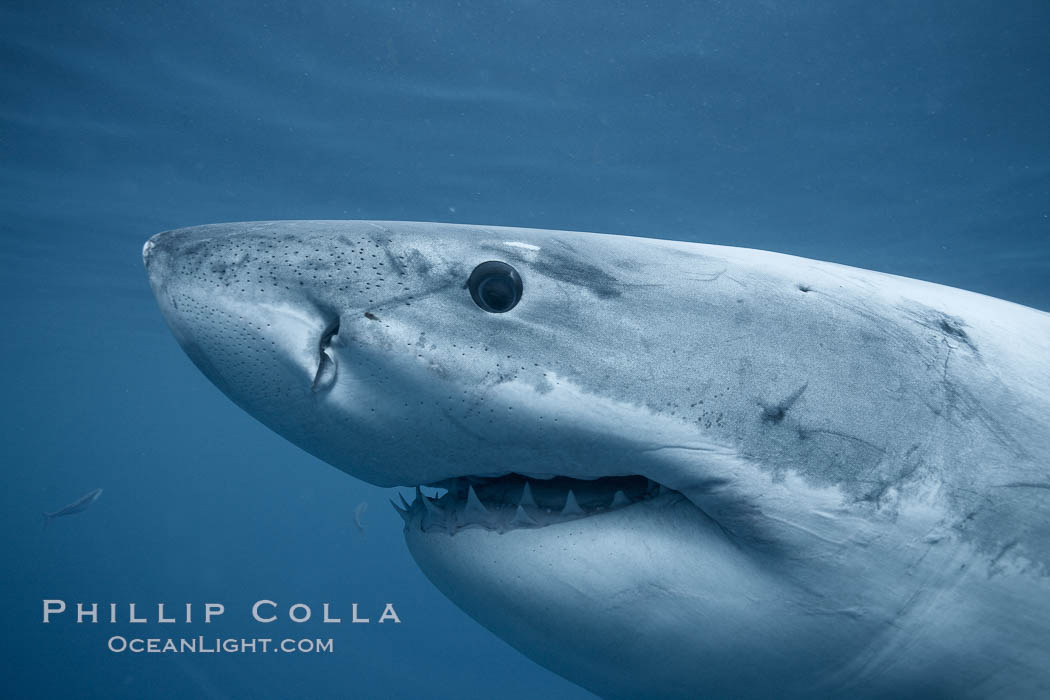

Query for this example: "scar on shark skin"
[761,382,809,424]
[937,316,976,352]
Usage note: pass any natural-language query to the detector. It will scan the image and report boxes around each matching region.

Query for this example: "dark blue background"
[2,1,1047,698]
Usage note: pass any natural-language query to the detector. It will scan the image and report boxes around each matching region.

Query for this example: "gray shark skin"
[144,221,1050,699]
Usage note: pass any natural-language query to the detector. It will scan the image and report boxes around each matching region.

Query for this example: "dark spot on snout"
[364,311,379,321]
[798,284,812,293]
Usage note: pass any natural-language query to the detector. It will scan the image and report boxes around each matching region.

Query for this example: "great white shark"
[144,220,1050,698]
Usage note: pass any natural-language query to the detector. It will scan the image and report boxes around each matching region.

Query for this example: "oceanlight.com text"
[107,636,335,654]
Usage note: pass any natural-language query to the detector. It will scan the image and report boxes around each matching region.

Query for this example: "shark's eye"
[468,261,523,313]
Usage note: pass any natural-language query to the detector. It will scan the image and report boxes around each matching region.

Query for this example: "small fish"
[44,488,102,526]
[354,501,368,532]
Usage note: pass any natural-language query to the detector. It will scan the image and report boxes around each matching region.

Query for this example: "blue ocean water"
[1,2,1047,698]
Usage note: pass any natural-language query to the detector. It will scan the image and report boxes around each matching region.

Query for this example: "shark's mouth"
[393,474,676,534]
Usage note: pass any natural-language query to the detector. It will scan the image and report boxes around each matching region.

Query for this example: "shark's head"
[145,220,1045,698]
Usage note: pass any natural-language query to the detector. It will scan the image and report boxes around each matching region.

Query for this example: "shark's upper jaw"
[143,222,738,534]
[394,473,681,534]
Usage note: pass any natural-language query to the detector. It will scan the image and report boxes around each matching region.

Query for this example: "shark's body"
[144,221,1050,698]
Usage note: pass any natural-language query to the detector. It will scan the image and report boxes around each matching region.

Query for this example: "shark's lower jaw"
[393,474,676,534]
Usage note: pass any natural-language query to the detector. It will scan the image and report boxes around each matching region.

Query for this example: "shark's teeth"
[510,504,538,528]
[396,474,672,534]
[466,485,488,516]
[422,494,443,516]
[519,481,537,508]
[562,489,584,516]
[390,498,410,523]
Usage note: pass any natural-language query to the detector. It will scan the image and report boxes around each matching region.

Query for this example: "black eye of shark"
[468,261,522,313]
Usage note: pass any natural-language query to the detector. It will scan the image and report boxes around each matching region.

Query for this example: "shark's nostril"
[319,316,341,349]
[312,316,341,393]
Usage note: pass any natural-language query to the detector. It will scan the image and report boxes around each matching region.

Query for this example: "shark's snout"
[142,224,343,429]
[142,230,171,286]
[141,237,156,268]
[142,226,210,298]
[140,222,458,487]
